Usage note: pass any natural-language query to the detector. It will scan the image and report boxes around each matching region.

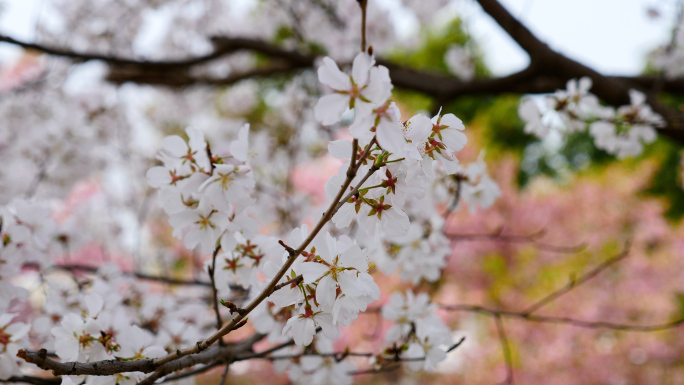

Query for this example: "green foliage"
[388,18,488,77]
[478,95,535,156]
[674,292,684,319]
[392,89,434,115]
[443,95,496,124]
[559,131,614,168]
[388,17,496,121]
[644,140,684,220]
[517,130,619,187]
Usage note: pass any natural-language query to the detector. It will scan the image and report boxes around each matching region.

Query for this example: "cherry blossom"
[314,53,391,126]
[282,304,339,346]
[0,314,30,380]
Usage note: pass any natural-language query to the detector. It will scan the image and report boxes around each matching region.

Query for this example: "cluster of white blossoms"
[0,314,30,380]
[0,36,505,385]
[381,291,453,371]
[146,125,258,255]
[1,251,217,384]
[519,77,665,158]
[273,337,357,385]
[317,53,468,240]
[44,269,218,385]
[375,222,451,284]
[650,15,684,79]
[268,230,380,346]
[149,51,477,378]
[0,200,61,380]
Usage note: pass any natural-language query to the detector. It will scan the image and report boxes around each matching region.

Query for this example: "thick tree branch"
[2,29,684,141]
[16,333,265,380]
[474,0,684,141]
[17,349,157,376]
[0,34,311,69]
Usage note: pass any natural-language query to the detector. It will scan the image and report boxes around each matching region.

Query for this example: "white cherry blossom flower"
[460,160,501,212]
[404,319,453,372]
[298,233,378,312]
[198,164,254,212]
[52,313,107,362]
[282,305,339,346]
[0,313,30,380]
[168,200,229,253]
[314,53,392,126]
[351,101,408,156]
[519,98,549,138]
[116,325,166,360]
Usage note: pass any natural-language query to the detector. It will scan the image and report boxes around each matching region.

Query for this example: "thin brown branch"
[522,244,629,314]
[160,362,222,383]
[441,304,684,331]
[445,228,587,254]
[494,315,514,385]
[358,0,368,52]
[348,365,402,375]
[208,245,224,335]
[235,329,315,362]
[218,364,230,385]
[273,274,303,292]
[248,351,374,361]
[277,240,296,255]
[349,139,359,174]
[41,263,211,287]
[348,338,466,375]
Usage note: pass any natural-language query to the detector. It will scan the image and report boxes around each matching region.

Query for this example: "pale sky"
[0,0,678,76]
[467,0,677,75]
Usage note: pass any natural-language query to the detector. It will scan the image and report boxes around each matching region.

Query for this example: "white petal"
[299,262,330,283]
[316,276,337,306]
[440,114,464,130]
[404,114,432,143]
[352,53,374,86]
[319,57,351,90]
[162,135,188,157]
[315,94,350,125]
[328,139,353,159]
[364,66,392,103]
[376,120,406,155]
[441,129,467,151]
[229,123,250,162]
[146,166,171,188]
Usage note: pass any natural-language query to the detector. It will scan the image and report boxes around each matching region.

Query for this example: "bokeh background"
[2,0,684,384]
